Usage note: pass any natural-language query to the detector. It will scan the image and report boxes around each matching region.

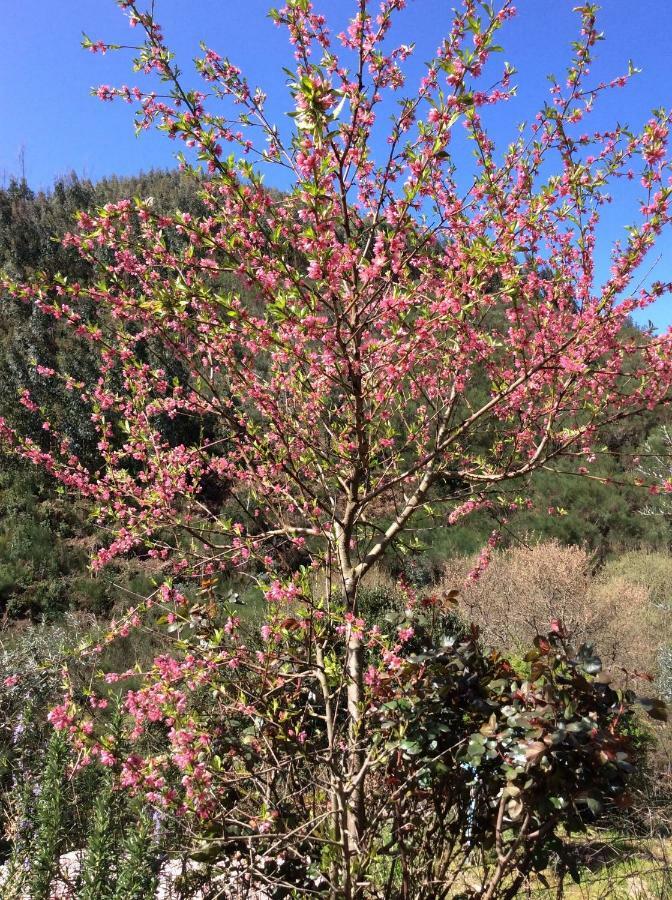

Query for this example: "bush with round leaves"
[364,621,666,898]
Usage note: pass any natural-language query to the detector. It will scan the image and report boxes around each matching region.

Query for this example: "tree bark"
[344,574,366,898]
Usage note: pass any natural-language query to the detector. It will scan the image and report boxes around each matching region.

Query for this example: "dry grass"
[541,833,672,899]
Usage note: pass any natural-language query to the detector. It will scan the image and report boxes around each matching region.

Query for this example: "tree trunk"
[346,632,365,836]
[344,577,366,897]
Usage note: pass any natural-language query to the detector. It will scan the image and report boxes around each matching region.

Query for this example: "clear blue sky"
[1,1,671,328]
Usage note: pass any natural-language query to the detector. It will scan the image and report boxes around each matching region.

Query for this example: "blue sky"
[1,1,671,327]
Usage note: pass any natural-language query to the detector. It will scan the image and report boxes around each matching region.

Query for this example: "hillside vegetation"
[0,171,670,625]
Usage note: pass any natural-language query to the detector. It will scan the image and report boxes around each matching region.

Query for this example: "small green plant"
[112,812,159,900]
[29,732,69,900]
[78,770,121,900]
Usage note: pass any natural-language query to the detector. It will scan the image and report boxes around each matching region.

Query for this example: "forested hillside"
[0,172,208,622]
[0,171,669,623]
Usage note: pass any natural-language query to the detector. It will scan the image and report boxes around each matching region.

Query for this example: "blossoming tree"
[2,0,672,896]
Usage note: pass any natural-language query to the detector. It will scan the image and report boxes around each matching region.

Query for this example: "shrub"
[441,541,594,651]
[601,551,672,611]
[441,542,667,679]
